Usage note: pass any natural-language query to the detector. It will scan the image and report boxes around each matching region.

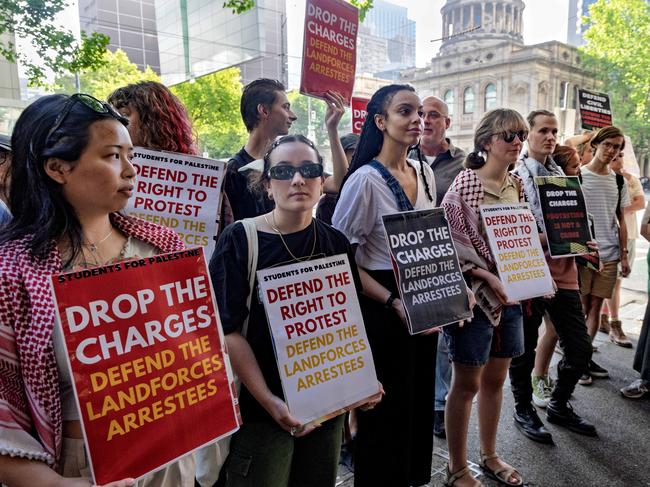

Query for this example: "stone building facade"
[400,0,600,151]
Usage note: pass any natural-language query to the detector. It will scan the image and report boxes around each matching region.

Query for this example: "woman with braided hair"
[332,84,438,487]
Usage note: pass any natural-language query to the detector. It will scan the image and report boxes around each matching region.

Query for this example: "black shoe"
[513,407,554,444]
[433,410,446,438]
[547,401,597,436]
[588,360,609,378]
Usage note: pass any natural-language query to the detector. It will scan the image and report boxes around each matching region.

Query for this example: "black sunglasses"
[45,93,121,144]
[268,163,324,180]
[498,130,528,143]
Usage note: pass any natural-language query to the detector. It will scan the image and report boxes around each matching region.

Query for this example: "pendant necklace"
[264,212,317,262]
[83,227,113,253]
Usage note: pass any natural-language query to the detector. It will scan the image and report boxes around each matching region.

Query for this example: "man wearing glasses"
[510,110,597,444]
[579,126,631,379]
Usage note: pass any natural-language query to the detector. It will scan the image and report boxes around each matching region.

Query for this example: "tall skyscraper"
[155,0,287,86]
[356,0,416,78]
[567,0,598,46]
[78,0,161,73]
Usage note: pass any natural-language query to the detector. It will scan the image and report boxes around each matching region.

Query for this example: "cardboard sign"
[300,0,359,104]
[535,176,592,258]
[257,254,378,425]
[351,96,369,134]
[126,148,226,257]
[480,203,554,301]
[50,248,240,484]
[382,209,473,334]
[578,88,612,130]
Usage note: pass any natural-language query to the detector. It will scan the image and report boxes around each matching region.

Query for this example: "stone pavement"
[337,255,649,486]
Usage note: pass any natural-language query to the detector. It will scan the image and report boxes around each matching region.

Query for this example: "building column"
[481,2,486,29]
[493,2,497,31]
[460,6,465,29]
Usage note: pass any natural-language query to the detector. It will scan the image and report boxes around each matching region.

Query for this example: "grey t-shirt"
[581,166,630,262]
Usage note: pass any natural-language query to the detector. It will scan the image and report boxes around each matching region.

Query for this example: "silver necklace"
[83,227,113,253]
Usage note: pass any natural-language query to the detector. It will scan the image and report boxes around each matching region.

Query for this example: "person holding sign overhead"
[210,134,382,487]
[333,84,439,487]
[0,94,193,486]
[442,109,529,487]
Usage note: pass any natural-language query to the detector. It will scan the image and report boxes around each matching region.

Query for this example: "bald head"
[421,96,451,156]
[422,96,449,117]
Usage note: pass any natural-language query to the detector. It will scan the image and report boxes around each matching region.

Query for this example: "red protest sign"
[300,0,359,105]
[50,248,240,485]
[351,97,368,134]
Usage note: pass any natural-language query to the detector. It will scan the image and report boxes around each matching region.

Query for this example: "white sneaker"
[532,374,553,408]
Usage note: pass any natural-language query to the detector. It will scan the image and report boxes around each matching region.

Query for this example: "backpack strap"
[239,218,259,338]
[615,173,624,219]
[369,160,414,211]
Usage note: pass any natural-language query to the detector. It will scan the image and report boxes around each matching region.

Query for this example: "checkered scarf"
[442,169,524,326]
[0,213,183,465]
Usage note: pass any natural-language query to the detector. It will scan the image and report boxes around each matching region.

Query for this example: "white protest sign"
[126,147,226,257]
[480,203,554,301]
[257,254,379,425]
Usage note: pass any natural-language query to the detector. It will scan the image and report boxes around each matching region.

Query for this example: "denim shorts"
[443,304,524,366]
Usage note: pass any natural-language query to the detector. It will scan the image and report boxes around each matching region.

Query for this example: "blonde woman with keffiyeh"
[440,108,529,487]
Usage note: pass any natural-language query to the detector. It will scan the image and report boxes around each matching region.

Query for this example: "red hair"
[108,81,198,155]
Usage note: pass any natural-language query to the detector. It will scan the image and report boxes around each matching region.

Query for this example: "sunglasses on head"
[45,93,121,144]
[498,130,528,143]
[268,163,324,180]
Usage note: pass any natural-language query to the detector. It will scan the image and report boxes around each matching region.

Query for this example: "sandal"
[479,452,523,486]
[444,464,483,487]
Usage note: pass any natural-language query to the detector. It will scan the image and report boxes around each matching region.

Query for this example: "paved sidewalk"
[337,294,649,487]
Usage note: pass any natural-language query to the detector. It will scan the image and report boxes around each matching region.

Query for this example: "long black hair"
[338,84,433,203]
[0,94,129,263]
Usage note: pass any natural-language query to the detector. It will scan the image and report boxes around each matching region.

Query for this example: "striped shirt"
[581,166,630,262]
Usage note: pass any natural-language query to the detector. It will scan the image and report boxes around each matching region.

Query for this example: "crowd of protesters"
[0,78,648,487]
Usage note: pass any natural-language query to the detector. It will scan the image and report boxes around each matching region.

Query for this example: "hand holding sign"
[324,91,346,131]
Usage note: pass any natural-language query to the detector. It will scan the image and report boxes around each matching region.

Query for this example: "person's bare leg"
[607,278,622,320]
[478,357,522,485]
[534,316,558,377]
[446,362,482,486]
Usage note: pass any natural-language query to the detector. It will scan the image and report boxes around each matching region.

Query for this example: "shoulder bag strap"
[239,218,259,338]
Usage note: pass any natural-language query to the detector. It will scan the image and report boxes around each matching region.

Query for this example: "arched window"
[444,89,454,116]
[463,87,474,114]
[484,83,497,111]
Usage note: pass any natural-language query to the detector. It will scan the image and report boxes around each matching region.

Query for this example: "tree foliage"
[580,0,650,153]
[0,0,109,86]
[225,0,373,20]
[287,91,351,149]
[172,68,247,159]
[54,49,160,100]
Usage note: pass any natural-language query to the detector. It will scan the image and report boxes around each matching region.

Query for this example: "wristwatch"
[385,292,398,309]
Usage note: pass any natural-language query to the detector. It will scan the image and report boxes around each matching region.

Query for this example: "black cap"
[340,133,359,152]
[0,134,10,152]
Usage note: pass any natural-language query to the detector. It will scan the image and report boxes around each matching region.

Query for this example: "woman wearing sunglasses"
[209,134,381,487]
[332,84,439,487]
[441,109,529,487]
[0,94,192,487]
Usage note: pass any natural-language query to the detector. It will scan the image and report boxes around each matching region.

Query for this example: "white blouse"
[333,159,437,270]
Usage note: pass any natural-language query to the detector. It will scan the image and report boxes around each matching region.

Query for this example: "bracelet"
[385,292,398,309]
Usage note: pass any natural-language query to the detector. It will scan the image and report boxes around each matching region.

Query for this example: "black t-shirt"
[209,219,361,421]
[223,147,274,221]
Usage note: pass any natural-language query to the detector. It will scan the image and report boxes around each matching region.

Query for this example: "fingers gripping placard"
[257,255,378,425]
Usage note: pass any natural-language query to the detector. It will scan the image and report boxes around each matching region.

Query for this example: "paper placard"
[351,96,369,134]
[480,203,554,301]
[382,209,473,334]
[126,147,226,257]
[300,0,359,104]
[535,176,592,258]
[50,248,240,485]
[578,88,612,130]
[257,254,378,425]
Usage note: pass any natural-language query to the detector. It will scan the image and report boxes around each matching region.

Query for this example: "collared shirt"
[482,174,520,205]
[223,147,274,221]
[411,138,466,205]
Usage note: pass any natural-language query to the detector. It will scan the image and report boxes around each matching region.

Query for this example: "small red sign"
[300,0,359,105]
[50,248,240,484]
[351,96,369,134]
